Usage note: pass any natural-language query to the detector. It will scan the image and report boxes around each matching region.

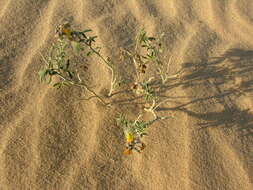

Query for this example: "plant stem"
[144,98,171,119]
[80,40,116,97]
[57,73,107,105]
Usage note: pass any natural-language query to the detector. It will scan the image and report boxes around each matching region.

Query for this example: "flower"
[123,148,132,155]
[124,131,134,143]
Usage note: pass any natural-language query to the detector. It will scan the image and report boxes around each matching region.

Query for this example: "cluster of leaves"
[136,29,180,85]
[39,39,74,88]
[117,114,148,138]
[132,79,156,101]
[116,114,148,154]
[116,113,169,154]
[137,29,164,64]
[120,29,172,102]
[39,23,118,104]
[39,24,99,87]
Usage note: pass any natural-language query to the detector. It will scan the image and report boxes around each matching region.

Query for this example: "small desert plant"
[39,22,181,155]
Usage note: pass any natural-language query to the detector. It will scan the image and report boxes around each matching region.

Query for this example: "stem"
[57,73,107,105]
[144,98,171,119]
[40,45,108,105]
[133,114,142,125]
[144,99,157,119]
[40,52,50,67]
[81,40,116,97]
[145,115,169,128]
[121,48,140,82]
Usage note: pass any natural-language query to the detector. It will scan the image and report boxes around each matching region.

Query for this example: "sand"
[0,0,252,189]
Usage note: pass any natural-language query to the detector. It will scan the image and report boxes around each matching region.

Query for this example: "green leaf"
[38,69,48,82]
[138,29,147,43]
[47,76,52,84]
[71,41,83,53]
[89,36,97,42]
[148,37,156,41]
[48,70,58,76]
[62,81,71,86]
[82,29,92,33]
[53,82,62,89]
[141,44,148,48]
[65,60,70,70]
[86,51,92,56]
[67,71,73,79]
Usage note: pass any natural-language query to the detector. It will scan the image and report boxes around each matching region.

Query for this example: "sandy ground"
[0,0,253,189]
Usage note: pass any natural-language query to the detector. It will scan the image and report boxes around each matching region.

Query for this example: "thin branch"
[80,40,116,97]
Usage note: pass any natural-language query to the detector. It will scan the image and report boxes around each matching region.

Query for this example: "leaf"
[39,69,55,84]
[138,29,147,43]
[38,69,48,82]
[71,41,83,53]
[65,60,70,70]
[148,37,156,41]
[48,70,58,76]
[141,44,148,48]
[62,81,71,86]
[147,54,153,59]
[141,55,148,59]
[140,133,148,137]
[82,29,92,33]
[89,36,97,42]
[67,71,73,79]
[47,76,52,84]
[53,82,62,89]
[86,51,92,56]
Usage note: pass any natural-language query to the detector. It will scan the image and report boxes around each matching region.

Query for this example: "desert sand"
[0,0,252,189]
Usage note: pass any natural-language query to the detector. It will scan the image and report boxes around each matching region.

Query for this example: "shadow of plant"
[176,107,252,137]
[158,48,253,136]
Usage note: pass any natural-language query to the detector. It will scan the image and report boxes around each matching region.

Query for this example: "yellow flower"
[125,132,134,143]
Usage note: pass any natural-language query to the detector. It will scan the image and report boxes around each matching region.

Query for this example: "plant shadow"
[158,48,253,136]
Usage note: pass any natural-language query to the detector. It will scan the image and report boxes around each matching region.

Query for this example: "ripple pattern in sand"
[0,0,252,189]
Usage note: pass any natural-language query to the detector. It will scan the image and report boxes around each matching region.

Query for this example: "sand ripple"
[0,0,252,189]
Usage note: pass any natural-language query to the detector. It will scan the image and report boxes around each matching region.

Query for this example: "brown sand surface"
[0,0,252,189]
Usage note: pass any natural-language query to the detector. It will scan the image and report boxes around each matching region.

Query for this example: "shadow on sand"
[158,48,253,136]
